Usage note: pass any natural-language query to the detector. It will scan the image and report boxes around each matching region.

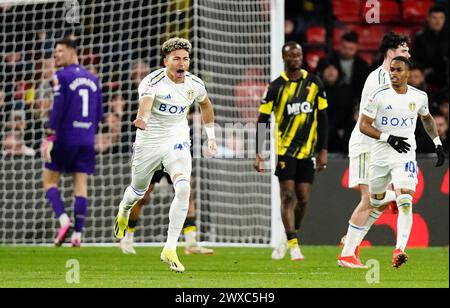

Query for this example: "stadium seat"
[305,49,326,72]
[358,51,376,67]
[306,26,326,44]
[333,0,360,23]
[403,1,435,22]
[361,0,400,23]
[332,27,345,50]
[350,25,387,51]
[391,26,422,40]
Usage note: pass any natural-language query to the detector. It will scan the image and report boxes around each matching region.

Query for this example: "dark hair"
[282,41,301,55]
[55,36,78,53]
[392,56,412,69]
[379,32,409,57]
[341,31,359,43]
[429,4,446,15]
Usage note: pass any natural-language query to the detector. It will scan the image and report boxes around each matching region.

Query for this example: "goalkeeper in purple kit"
[41,36,103,247]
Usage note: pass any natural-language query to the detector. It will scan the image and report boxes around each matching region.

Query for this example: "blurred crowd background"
[0,0,448,158]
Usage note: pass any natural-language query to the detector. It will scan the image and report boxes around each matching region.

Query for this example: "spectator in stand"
[285,18,306,44]
[234,66,268,123]
[121,59,150,115]
[0,88,6,132]
[5,108,27,133]
[317,31,370,106]
[437,93,449,119]
[120,60,150,152]
[318,61,354,153]
[413,5,449,91]
[2,130,36,157]
[0,88,5,107]
[285,0,325,41]
[408,65,428,92]
[95,112,122,154]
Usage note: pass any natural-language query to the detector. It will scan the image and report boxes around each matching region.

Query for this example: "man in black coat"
[413,4,449,91]
[317,31,370,107]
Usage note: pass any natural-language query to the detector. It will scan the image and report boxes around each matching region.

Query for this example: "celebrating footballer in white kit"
[338,32,410,269]
[360,56,445,269]
[114,37,217,273]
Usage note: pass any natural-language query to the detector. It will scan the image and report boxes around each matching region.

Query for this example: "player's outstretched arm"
[199,96,217,156]
[133,97,153,130]
[359,114,411,154]
[420,113,445,167]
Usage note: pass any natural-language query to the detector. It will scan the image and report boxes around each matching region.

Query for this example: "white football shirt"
[348,66,390,157]
[362,84,429,164]
[136,68,207,144]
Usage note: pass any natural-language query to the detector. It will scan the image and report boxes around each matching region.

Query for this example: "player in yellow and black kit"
[255,42,328,260]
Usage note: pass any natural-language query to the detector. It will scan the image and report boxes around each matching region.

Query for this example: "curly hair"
[161,37,192,57]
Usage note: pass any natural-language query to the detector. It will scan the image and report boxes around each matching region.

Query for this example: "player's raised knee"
[173,175,190,200]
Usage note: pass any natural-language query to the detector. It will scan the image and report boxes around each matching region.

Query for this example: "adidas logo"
[163,94,172,100]
[386,105,393,110]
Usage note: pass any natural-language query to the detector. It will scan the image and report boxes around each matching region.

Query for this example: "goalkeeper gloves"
[380,133,411,153]
[41,135,56,163]
[435,145,445,167]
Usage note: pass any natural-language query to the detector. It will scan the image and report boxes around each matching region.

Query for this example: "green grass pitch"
[0,246,448,288]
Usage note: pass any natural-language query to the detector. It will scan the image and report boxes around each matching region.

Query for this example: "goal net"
[0,0,274,245]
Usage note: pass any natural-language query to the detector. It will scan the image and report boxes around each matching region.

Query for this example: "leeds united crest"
[187,89,194,101]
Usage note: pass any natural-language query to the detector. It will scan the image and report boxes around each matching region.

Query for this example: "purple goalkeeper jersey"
[49,64,103,145]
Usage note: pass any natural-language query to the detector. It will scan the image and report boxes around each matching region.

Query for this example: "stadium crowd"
[1,0,448,157]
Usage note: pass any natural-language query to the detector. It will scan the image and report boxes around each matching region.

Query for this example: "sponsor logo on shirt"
[381,116,415,127]
[287,101,313,115]
[73,121,93,129]
[158,103,188,114]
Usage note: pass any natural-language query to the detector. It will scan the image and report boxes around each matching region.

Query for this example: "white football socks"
[357,190,396,245]
[59,213,70,228]
[358,208,383,244]
[396,194,413,251]
[119,185,145,218]
[165,178,190,250]
[342,223,367,257]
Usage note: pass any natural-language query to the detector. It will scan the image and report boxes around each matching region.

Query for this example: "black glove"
[387,135,411,153]
[435,145,445,167]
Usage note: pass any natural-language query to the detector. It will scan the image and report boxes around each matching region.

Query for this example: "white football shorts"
[131,136,192,191]
[368,160,418,194]
[348,152,370,188]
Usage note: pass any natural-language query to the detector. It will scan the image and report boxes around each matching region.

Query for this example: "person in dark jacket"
[317,31,370,107]
[413,5,449,91]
